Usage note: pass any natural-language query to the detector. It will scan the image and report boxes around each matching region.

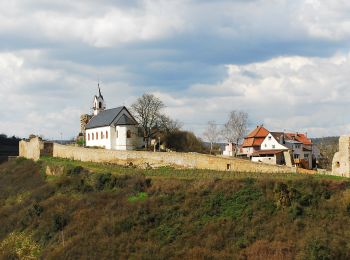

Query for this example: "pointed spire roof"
[97,83,104,100]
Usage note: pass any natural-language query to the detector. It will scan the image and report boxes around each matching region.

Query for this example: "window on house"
[268,136,272,140]
[294,154,299,159]
[127,130,131,138]
[88,133,90,141]
[106,131,108,139]
[101,131,103,139]
[272,145,275,149]
[99,102,102,109]
[92,133,94,140]
[304,154,309,158]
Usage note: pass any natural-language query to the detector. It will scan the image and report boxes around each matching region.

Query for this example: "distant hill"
[1,157,350,259]
[311,136,339,146]
[0,134,21,163]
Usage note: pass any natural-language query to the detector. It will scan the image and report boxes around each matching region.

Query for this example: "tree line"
[130,93,248,155]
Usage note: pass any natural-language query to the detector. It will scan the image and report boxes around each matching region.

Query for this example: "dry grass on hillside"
[1,158,350,259]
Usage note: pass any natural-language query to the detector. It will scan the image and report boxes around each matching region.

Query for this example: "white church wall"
[86,126,113,149]
[115,125,143,150]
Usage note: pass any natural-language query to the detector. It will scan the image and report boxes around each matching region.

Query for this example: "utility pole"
[158,137,161,152]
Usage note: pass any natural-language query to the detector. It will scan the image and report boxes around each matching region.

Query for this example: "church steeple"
[93,84,106,116]
[98,83,103,99]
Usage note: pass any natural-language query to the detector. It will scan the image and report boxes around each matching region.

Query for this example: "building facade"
[84,87,144,150]
[240,125,319,169]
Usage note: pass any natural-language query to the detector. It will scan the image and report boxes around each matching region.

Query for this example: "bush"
[52,214,68,232]
[305,240,332,260]
[346,203,350,216]
[289,205,303,219]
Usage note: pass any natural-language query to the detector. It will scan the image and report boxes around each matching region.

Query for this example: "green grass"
[39,156,347,181]
[128,192,148,202]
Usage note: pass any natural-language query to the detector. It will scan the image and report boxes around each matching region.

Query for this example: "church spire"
[98,81,103,99]
[93,83,106,116]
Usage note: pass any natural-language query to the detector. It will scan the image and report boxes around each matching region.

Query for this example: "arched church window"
[106,131,108,139]
[99,102,102,109]
[127,130,131,138]
[101,131,103,139]
[88,133,90,141]
[92,133,94,140]
[96,132,98,140]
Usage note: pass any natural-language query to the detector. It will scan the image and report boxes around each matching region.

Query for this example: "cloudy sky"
[1,0,350,140]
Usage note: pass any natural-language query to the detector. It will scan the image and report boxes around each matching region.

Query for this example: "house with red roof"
[241,125,270,157]
[239,125,319,169]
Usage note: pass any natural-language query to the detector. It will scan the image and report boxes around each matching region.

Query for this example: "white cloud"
[0,50,142,139]
[298,0,350,40]
[157,53,350,138]
[0,0,187,47]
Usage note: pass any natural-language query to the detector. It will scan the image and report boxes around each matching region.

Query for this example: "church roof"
[115,114,137,126]
[86,106,137,129]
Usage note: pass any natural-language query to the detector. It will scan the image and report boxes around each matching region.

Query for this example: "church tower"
[92,84,106,116]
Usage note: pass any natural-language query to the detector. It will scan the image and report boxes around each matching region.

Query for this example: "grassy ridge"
[40,156,342,181]
[1,158,350,259]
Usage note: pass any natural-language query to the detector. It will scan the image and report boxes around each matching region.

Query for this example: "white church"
[84,87,144,150]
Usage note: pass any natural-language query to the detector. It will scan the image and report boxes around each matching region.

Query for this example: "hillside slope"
[1,158,350,259]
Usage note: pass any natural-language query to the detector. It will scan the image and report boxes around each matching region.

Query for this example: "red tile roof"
[242,126,269,148]
[284,133,312,145]
[246,126,270,138]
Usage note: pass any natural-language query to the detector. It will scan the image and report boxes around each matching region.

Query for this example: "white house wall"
[261,134,288,150]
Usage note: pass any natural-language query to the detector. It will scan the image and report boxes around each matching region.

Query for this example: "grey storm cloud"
[1,0,350,139]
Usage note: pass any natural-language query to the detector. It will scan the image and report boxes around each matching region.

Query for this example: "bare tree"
[158,114,183,134]
[222,110,248,156]
[131,93,165,148]
[203,121,219,154]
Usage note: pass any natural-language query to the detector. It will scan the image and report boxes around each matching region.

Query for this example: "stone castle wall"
[19,137,53,161]
[19,138,296,173]
[53,144,296,173]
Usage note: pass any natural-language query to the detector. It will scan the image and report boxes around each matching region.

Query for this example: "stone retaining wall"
[53,143,296,173]
[19,138,297,173]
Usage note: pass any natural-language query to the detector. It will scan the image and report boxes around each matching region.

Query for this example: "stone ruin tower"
[332,136,350,178]
[80,114,92,134]
[78,85,106,138]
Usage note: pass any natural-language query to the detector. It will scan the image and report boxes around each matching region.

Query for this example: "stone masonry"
[19,138,296,174]
[19,137,53,161]
[332,135,350,177]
